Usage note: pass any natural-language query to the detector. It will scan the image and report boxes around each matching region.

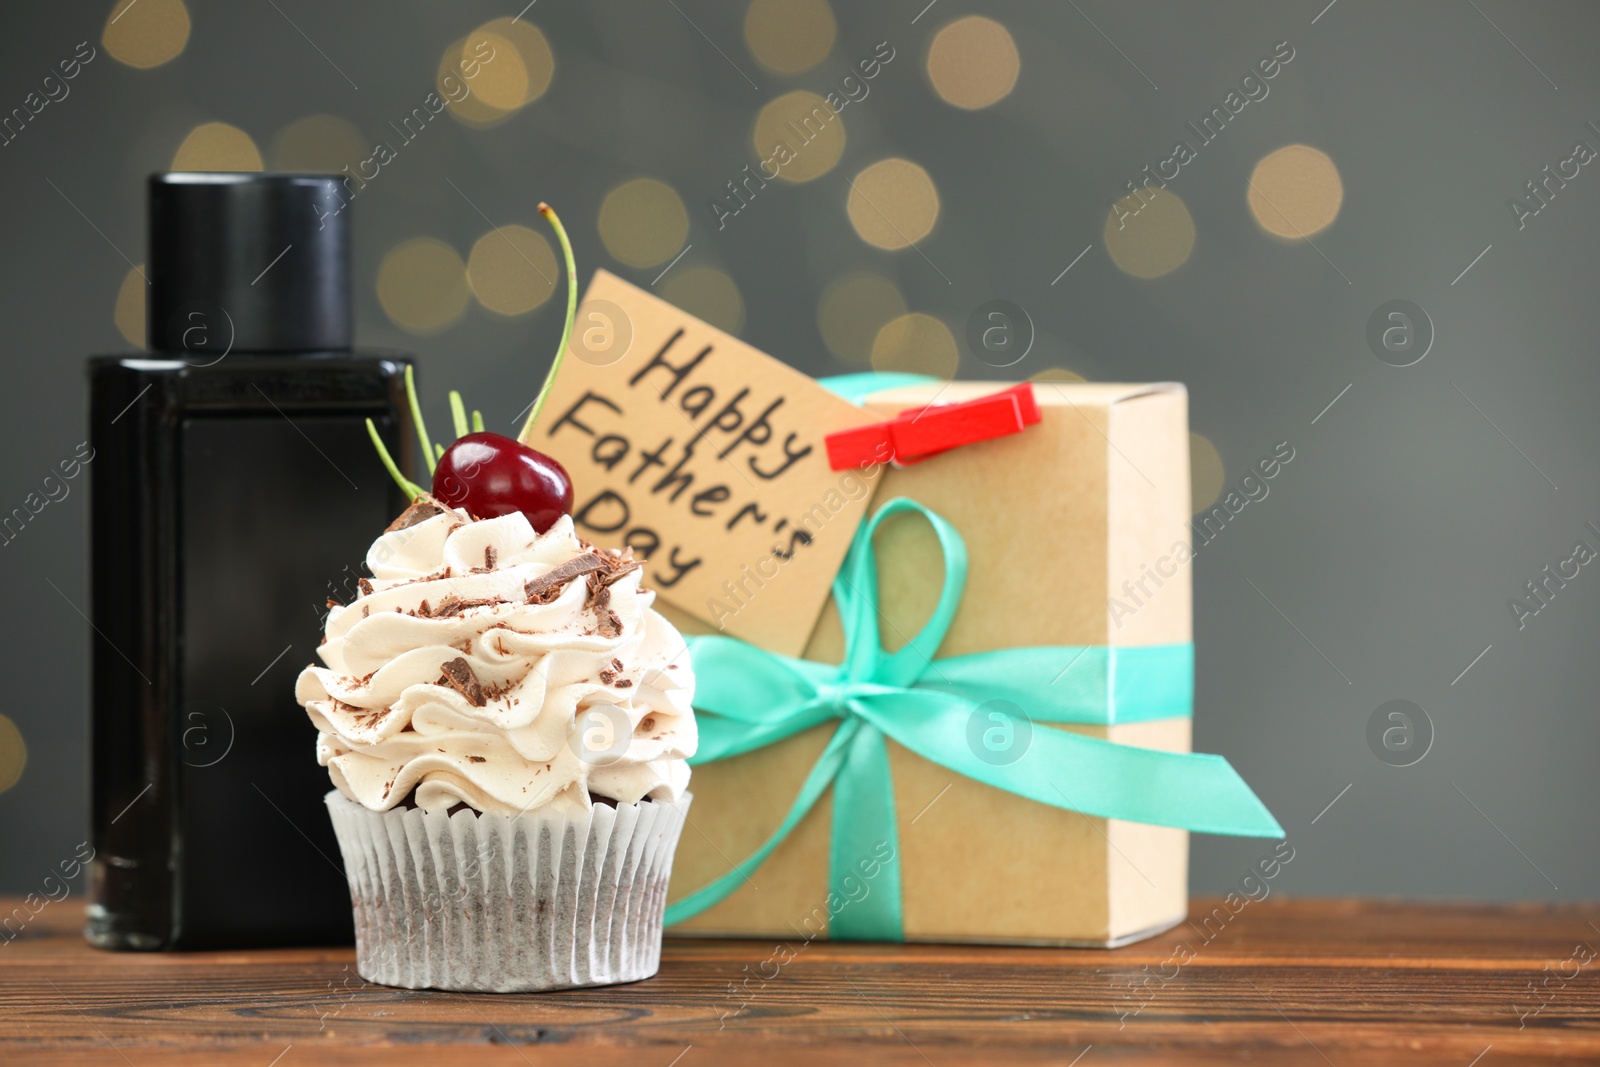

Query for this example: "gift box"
[660,378,1281,946]
[523,271,1279,948]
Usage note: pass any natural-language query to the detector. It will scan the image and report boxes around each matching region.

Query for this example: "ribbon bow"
[665,498,1283,939]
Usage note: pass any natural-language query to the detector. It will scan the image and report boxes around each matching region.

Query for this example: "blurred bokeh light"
[102,0,190,69]
[0,714,24,796]
[871,311,958,378]
[377,237,470,334]
[817,272,907,364]
[661,266,745,335]
[467,224,557,317]
[847,158,940,250]
[744,0,836,75]
[599,178,690,268]
[1103,189,1195,279]
[927,16,1020,110]
[170,122,263,171]
[1030,366,1086,384]
[437,20,552,128]
[1248,144,1344,239]
[1190,432,1225,513]
[269,115,367,174]
[753,91,846,183]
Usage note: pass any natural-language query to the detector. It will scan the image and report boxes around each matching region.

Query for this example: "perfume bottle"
[86,173,415,949]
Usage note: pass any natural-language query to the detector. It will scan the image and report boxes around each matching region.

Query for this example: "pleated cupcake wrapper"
[325,789,690,992]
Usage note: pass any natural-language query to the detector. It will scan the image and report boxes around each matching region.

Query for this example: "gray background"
[2,0,1596,902]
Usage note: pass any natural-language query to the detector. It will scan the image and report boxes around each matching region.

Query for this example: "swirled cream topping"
[295,496,696,815]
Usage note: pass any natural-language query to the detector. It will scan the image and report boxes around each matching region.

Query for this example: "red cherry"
[432,432,573,533]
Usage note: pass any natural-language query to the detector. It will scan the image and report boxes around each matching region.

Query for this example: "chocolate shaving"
[417,598,431,618]
[432,593,506,618]
[385,496,446,533]
[396,566,455,589]
[599,560,641,587]
[599,657,629,686]
[326,597,342,610]
[591,546,641,588]
[467,755,486,763]
[437,656,486,707]
[333,700,389,730]
[358,577,374,596]
[586,577,623,638]
[481,678,515,702]
[523,554,609,604]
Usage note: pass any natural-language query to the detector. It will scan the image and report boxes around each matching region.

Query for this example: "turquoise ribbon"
[664,497,1283,938]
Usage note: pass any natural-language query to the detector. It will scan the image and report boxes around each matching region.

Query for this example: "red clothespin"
[825,382,1041,470]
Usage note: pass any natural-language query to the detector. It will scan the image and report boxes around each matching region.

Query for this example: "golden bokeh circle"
[1103,189,1195,279]
[171,122,264,172]
[927,16,1020,110]
[103,0,191,69]
[1190,433,1225,514]
[1030,367,1086,384]
[270,115,367,174]
[661,267,745,335]
[457,31,525,120]
[467,31,528,111]
[0,713,26,796]
[847,159,940,251]
[871,312,957,379]
[377,238,470,334]
[468,225,557,317]
[114,265,145,348]
[744,0,836,75]
[1248,144,1343,239]
[474,19,553,108]
[752,91,845,183]
[817,272,906,364]
[438,22,551,127]
[598,178,690,268]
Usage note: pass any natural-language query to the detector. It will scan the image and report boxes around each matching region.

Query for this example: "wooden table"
[4,896,1599,1065]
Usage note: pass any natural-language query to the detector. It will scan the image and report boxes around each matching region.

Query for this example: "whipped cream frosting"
[295,497,696,816]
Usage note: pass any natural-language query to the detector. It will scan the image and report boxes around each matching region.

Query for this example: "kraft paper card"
[522,269,881,656]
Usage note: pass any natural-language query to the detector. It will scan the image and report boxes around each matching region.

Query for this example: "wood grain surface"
[3,896,1599,1065]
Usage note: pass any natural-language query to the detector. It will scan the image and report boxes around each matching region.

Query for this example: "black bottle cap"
[148,173,351,356]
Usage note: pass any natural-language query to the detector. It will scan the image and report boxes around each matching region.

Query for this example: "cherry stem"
[404,364,436,475]
[519,202,577,442]
[449,390,469,439]
[367,418,423,500]
[471,409,485,433]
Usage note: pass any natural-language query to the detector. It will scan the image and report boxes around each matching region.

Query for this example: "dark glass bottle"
[86,174,414,949]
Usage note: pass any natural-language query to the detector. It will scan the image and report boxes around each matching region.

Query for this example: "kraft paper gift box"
[663,379,1278,947]
[520,270,1279,948]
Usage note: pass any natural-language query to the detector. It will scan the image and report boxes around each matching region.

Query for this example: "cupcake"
[295,204,697,992]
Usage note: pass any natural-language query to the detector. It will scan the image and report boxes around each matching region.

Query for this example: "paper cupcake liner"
[325,790,690,992]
